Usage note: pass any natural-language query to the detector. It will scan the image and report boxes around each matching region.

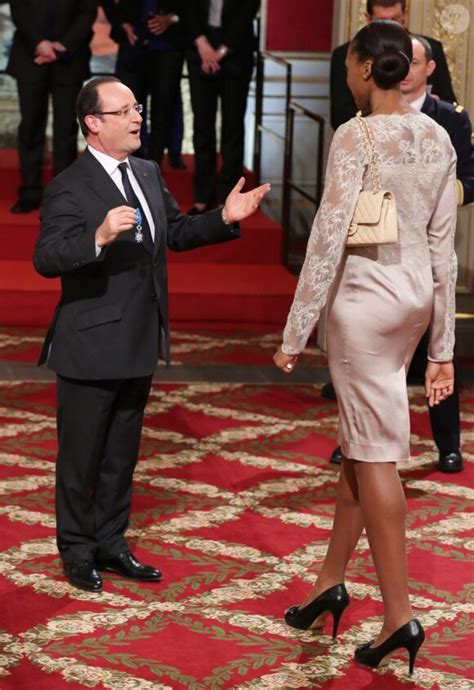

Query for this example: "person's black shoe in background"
[437,450,463,473]
[321,382,337,400]
[10,199,41,214]
[187,203,211,215]
[168,154,187,170]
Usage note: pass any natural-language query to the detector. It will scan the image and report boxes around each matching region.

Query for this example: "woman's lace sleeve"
[282,120,366,354]
[427,144,458,361]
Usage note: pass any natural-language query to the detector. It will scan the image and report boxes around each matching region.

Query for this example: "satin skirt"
[326,252,433,462]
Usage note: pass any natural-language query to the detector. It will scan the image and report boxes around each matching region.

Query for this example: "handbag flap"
[352,190,392,224]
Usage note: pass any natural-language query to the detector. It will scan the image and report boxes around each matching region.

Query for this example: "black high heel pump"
[354,619,425,674]
[284,583,349,638]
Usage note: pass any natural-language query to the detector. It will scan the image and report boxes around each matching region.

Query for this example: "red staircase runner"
[0,150,297,326]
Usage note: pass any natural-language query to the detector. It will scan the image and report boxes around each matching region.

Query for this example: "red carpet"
[0,150,297,326]
[0,380,473,689]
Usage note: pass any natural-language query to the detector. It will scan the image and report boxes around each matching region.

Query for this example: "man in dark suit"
[185,0,260,214]
[113,0,186,167]
[329,0,456,130]
[7,0,97,213]
[406,37,473,207]
[33,76,270,592]
[101,0,186,168]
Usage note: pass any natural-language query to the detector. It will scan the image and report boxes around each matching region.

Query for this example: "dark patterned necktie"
[118,162,154,253]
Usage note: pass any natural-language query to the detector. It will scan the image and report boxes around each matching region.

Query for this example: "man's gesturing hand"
[95,206,138,247]
[223,177,271,224]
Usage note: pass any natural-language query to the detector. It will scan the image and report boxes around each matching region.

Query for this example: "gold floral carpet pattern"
[0,379,473,690]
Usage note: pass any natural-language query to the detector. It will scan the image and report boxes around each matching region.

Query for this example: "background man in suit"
[185,0,260,214]
[402,36,473,207]
[7,0,97,213]
[33,76,270,593]
[101,0,187,168]
[113,0,186,168]
[329,0,456,130]
[399,34,473,473]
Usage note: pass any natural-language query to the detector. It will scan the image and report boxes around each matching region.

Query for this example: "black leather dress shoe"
[321,382,337,400]
[64,560,103,592]
[187,203,211,215]
[97,551,162,581]
[168,154,187,170]
[437,450,463,473]
[10,199,41,214]
[329,446,343,464]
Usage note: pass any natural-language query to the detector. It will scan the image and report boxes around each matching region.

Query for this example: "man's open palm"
[223,177,271,223]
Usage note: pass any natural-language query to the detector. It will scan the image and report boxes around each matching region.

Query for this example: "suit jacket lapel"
[80,148,127,209]
[421,93,436,117]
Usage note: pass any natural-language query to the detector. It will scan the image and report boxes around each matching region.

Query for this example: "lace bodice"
[282,112,458,361]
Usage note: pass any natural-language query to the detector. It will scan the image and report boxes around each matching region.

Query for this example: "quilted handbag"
[347,114,398,247]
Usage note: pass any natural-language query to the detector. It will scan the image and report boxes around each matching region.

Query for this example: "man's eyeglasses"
[93,104,144,118]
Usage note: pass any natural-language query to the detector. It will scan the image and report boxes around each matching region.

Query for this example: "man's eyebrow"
[102,101,137,110]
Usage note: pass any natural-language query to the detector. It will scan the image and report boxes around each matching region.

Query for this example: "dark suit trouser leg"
[56,375,152,564]
[50,80,82,176]
[167,85,184,156]
[16,77,49,203]
[408,329,461,454]
[217,63,252,203]
[188,60,218,204]
[94,375,153,559]
[148,50,184,166]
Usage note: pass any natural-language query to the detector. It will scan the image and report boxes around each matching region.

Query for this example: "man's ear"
[84,114,100,134]
[426,59,436,78]
[364,12,371,24]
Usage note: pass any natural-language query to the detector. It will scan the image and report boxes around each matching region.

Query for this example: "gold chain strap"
[356,114,382,193]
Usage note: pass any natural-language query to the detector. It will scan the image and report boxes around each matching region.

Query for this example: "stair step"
[0,261,297,326]
[0,151,290,327]
[0,202,283,265]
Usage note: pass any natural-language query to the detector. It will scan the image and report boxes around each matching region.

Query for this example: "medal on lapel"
[135,207,144,244]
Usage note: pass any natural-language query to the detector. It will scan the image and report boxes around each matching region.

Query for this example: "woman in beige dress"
[274,20,457,674]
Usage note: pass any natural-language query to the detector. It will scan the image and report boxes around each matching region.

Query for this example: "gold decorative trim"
[431,0,471,103]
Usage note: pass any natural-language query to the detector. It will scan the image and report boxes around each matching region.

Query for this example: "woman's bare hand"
[273,347,298,373]
[425,361,454,407]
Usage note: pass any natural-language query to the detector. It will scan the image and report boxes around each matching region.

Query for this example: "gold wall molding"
[430,0,472,105]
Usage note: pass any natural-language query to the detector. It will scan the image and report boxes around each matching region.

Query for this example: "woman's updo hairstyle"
[350,20,413,89]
